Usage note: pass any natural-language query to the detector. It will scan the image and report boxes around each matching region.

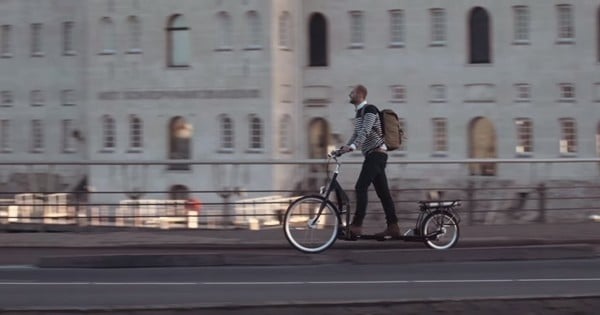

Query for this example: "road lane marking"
[1,278,600,286]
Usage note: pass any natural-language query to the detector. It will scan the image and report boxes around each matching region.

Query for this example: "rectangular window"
[31,119,44,152]
[430,85,447,102]
[349,11,364,48]
[389,10,404,47]
[0,119,10,152]
[30,90,44,106]
[515,118,533,154]
[1,25,11,57]
[31,23,43,56]
[515,83,531,102]
[513,6,530,43]
[1,91,13,107]
[559,118,577,154]
[63,21,75,55]
[559,83,575,102]
[430,9,446,45]
[61,90,75,106]
[557,4,574,42]
[129,116,143,150]
[390,85,406,103]
[432,118,447,154]
[62,119,76,153]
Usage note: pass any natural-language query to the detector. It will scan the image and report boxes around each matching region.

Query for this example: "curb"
[2,294,600,314]
[36,243,598,268]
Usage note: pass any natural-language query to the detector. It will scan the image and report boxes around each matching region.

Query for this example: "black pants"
[352,151,398,226]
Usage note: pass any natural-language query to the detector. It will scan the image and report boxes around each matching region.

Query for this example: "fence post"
[536,183,546,223]
[466,181,475,225]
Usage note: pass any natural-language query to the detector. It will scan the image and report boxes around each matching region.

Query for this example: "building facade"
[1,0,600,204]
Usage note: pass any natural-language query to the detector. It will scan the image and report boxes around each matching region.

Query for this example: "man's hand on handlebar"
[329,145,353,158]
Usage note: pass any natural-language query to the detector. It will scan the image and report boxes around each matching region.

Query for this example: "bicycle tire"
[421,210,460,250]
[283,195,340,254]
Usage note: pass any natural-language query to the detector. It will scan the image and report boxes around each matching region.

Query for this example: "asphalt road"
[1,258,600,309]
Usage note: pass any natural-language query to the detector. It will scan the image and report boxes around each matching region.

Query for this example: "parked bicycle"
[283,149,461,253]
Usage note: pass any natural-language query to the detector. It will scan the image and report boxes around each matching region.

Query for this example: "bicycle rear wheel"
[283,195,340,253]
[422,210,459,250]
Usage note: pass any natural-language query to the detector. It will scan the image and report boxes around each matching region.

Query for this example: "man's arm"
[349,106,378,150]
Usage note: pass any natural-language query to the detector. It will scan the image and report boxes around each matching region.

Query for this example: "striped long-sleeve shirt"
[346,102,385,156]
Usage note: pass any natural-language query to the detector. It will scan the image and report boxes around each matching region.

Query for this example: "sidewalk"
[0,221,598,248]
[1,222,598,268]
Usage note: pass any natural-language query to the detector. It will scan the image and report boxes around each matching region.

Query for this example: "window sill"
[388,43,405,48]
[31,52,45,57]
[0,104,12,107]
[218,148,234,154]
[167,65,191,69]
[429,99,447,103]
[1,148,13,153]
[62,103,76,107]
[514,99,531,103]
[63,148,77,154]
[279,46,292,51]
[215,47,233,52]
[1,53,12,58]
[389,100,406,103]
[246,148,264,154]
[431,152,448,158]
[512,40,531,45]
[244,46,262,51]
[30,149,45,153]
[99,148,115,153]
[515,152,533,158]
[558,99,576,103]
[127,148,143,153]
[556,38,575,45]
[429,41,446,47]
[31,104,44,107]
[126,49,142,55]
[63,50,78,56]
[348,44,364,49]
[559,152,577,157]
[99,50,116,55]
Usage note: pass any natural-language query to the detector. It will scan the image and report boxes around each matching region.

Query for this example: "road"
[1,258,600,309]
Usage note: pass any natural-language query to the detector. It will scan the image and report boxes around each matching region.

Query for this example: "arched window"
[279,11,292,49]
[468,117,497,176]
[308,13,328,66]
[127,16,141,53]
[279,114,293,152]
[129,115,143,150]
[249,115,263,150]
[246,11,262,48]
[101,115,115,149]
[100,17,116,53]
[168,116,192,159]
[219,114,234,150]
[468,7,491,64]
[166,14,190,67]
[597,6,600,62]
[217,12,232,49]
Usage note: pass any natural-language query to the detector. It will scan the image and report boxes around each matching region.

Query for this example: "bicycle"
[283,149,461,254]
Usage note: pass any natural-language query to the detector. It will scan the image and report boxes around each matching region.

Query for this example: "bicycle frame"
[316,156,352,231]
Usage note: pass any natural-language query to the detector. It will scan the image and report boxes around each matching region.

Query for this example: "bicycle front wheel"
[422,210,460,250]
[283,195,340,253]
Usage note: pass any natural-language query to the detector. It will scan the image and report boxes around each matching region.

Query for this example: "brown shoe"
[374,223,401,238]
[348,224,362,237]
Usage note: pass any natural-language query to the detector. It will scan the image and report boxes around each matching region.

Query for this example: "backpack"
[362,104,405,151]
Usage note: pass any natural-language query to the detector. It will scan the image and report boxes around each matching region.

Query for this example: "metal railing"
[0,158,599,230]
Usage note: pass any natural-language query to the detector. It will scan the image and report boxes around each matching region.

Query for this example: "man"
[338,84,400,238]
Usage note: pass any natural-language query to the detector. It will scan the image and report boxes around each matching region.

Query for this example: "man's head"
[349,85,367,105]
